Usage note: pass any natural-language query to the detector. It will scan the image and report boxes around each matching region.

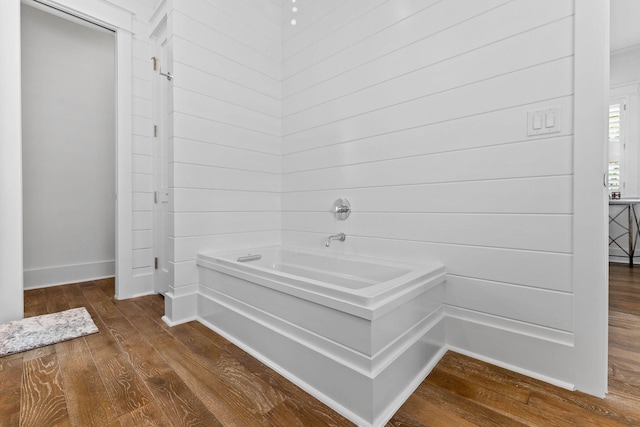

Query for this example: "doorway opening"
[21,2,116,290]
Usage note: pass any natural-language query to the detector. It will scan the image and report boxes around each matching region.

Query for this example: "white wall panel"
[283,97,573,168]
[172,11,280,79]
[282,58,573,151]
[205,0,281,40]
[282,176,573,215]
[282,231,572,293]
[281,0,578,388]
[173,88,280,136]
[174,112,280,155]
[173,230,280,263]
[283,138,572,192]
[174,189,280,212]
[445,276,573,331]
[173,37,280,99]
[173,138,280,173]
[284,12,573,115]
[283,19,573,134]
[283,0,571,97]
[168,0,282,295]
[282,212,572,253]
[174,212,281,237]
[173,0,280,61]
[172,163,280,192]
[282,0,386,59]
[173,63,280,117]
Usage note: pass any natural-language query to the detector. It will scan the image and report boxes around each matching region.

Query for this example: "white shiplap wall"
[281,0,577,383]
[169,0,282,290]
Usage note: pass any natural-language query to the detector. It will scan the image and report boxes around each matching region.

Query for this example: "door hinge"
[153,125,157,137]
[151,56,157,71]
[154,257,158,269]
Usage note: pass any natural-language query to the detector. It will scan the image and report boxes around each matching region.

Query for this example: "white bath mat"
[0,307,98,357]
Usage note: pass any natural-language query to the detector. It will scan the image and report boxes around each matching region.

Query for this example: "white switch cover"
[527,106,562,136]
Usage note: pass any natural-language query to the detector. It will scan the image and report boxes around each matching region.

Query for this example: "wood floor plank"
[169,323,288,415]
[414,379,529,426]
[11,265,640,426]
[94,278,116,300]
[392,391,478,427]
[56,338,117,425]
[153,336,267,426]
[43,286,70,314]
[223,342,353,425]
[0,354,23,427]
[98,313,222,426]
[423,367,572,426]
[431,355,531,404]
[117,401,173,427]
[20,353,69,427]
[84,315,153,417]
[23,289,47,318]
[264,398,356,427]
[144,369,224,427]
[80,283,122,320]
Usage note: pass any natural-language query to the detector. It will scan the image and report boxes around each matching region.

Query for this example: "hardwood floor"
[2,266,640,426]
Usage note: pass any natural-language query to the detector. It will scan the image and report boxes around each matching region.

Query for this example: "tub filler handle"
[237,254,262,262]
[325,233,346,247]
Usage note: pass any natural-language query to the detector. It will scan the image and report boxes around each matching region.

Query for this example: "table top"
[610,198,640,205]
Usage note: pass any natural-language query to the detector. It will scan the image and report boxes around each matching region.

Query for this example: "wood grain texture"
[6,272,640,426]
[19,354,68,427]
[0,355,23,427]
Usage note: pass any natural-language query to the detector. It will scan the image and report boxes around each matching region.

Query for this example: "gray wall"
[22,4,115,288]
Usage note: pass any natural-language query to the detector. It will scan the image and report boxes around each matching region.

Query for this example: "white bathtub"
[196,246,446,427]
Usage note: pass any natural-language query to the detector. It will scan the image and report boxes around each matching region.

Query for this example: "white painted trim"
[444,305,574,346]
[573,0,610,397]
[22,0,132,31]
[24,261,115,289]
[115,29,135,299]
[445,345,575,392]
[0,0,24,323]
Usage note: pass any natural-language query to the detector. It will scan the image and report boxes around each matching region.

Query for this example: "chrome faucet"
[325,232,346,247]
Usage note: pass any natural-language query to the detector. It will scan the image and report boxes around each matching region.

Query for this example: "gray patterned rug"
[0,307,98,357]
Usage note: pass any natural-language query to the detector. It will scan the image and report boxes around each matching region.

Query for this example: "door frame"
[21,0,135,299]
[573,0,610,396]
[150,16,171,295]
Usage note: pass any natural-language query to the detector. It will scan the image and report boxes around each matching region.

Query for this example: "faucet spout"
[325,232,346,247]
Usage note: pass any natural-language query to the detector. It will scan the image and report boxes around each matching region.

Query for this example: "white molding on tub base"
[163,286,199,326]
[197,288,446,427]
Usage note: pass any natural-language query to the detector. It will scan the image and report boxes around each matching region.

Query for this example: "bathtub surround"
[197,247,447,426]
[159,0,608,414]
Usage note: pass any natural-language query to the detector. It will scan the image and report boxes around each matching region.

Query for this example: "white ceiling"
[611,0,640,52]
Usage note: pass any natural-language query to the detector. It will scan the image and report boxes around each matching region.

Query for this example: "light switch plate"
[527,106,562,136]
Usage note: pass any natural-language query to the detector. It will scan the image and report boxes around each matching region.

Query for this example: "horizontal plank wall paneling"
[168,0,282,302]
[281,0,578,384]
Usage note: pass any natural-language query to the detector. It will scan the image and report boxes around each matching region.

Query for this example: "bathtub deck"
[4,271,640,426]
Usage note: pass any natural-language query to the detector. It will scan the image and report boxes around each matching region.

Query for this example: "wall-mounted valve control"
[332,198,351,220]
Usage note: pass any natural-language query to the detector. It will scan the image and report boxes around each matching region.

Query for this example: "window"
[609,100,625,195]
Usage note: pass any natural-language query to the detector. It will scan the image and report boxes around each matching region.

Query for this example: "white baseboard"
[24,260,115,289]
[444,306,576,390]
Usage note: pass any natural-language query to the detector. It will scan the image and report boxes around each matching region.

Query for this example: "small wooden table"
[609,199,640,267]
